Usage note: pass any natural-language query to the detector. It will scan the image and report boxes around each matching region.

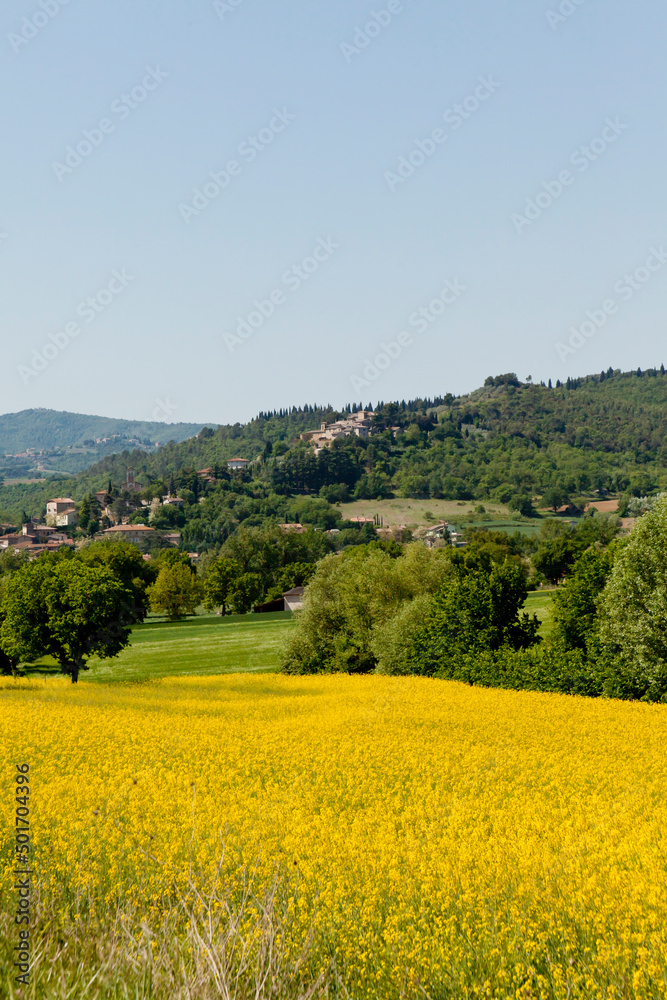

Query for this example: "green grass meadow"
[524,589,556,637]
[19,611,295,683]
[13,592,556,684]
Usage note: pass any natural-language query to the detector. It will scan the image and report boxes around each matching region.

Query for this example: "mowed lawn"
[16,593,556,684]
[19,611,296,684]
[87,611,296,682]
[524,588,556,637]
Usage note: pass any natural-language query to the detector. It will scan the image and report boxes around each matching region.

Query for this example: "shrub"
[440,645,601,697]
[408,561,540,677]
[598,496,667,701]
[551,544,617,651]
[280,544,450,675]
[372,595,433,676]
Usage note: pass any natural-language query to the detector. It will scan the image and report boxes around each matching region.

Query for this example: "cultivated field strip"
[2,675,667,998]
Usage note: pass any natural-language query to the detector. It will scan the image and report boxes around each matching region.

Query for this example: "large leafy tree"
[541,485,570,513]
[77,539,155,622]
[0,557,134,682]
[221,524,332,593]
[551,545,617,651]
[532,536,577,584]
[413,560,540,676]
[228,573,264,614]
[598,498,667,700]
[0,577,19,675]
[203,557,241,614]
[281,543,451,674]
[147,562,202,620]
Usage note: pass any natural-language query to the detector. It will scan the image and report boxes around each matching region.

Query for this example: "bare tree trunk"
[62,658,82,683]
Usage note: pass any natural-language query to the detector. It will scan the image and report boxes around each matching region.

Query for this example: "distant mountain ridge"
[0,409,208,454]
[2,368,667,525]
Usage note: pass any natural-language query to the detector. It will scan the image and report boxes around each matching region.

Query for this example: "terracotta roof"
[47,497,75,504]
[103,524,154,533]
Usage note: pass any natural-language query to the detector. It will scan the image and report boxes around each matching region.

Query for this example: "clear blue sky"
[1,0,665,424]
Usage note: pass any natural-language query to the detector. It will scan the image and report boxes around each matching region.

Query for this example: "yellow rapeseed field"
[2,673,667,998]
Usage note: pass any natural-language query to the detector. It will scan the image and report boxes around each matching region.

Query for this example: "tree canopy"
[0,556,134,682]
[598,498,667,700]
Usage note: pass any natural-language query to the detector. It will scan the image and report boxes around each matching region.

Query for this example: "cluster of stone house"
[196,459,252,482]
[0,495,81,555]
[423,522,463,547]
[101,524,157,544]
[46,497,79,527]
[300,411,373,454]
[0,519,75,556]
[0,476,182,556]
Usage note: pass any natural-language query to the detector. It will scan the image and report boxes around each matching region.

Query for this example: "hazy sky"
[1,0,665,424]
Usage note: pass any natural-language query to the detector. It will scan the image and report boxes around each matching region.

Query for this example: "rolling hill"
[1,367,666,529]
[0,409,209,477]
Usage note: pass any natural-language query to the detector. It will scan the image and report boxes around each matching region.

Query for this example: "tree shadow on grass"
[14,661,65,679]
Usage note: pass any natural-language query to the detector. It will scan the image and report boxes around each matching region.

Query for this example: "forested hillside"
[460,368,667,456]
[1,368,666,530]
[0,408,207,476]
